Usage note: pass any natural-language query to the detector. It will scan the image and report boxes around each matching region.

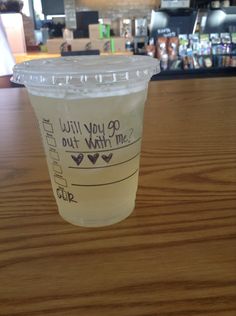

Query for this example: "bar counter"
[13,51,132,64]
[0,77,236,315]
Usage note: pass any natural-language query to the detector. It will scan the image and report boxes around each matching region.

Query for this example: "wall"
[75,0,160,20]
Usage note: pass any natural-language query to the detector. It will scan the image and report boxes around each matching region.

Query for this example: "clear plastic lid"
[12,55,160,98]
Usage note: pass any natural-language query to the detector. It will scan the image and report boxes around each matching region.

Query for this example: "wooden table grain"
[0,78,236,316]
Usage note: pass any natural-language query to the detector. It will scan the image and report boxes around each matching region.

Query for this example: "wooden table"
[0,78,236,315]
[13,52,60,64]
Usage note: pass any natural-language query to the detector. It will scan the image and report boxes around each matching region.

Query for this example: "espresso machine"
[134,18,148,54]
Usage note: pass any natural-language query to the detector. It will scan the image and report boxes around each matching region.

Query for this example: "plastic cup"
[12,55,160,227]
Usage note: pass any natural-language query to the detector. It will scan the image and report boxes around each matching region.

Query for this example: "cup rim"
[12,55,160,89]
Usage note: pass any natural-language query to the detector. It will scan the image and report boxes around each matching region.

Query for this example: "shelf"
[151,67,236,80]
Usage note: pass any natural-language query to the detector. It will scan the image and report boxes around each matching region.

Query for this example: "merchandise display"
[154,32,236,71]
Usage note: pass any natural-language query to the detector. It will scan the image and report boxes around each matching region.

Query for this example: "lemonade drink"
[12,56,159,226]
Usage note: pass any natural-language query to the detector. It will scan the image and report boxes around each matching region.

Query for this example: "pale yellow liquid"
[29,89,147,226]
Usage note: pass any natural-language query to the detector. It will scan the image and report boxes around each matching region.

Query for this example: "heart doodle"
[71,153,84,166]
[87,153,99,164]
[101,153,113,163]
